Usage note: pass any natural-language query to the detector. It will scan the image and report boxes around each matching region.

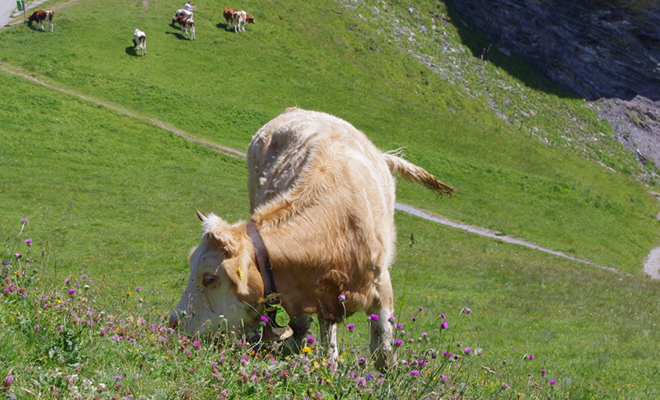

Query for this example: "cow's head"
[169,212,264,337]
[246,16,255,24]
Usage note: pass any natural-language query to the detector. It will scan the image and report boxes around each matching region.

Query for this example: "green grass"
[1,0,660,398]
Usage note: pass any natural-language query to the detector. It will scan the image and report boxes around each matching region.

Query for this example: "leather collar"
[246,221,277,299]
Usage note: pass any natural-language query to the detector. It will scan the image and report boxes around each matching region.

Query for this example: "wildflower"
[113,376,123,381]
[21,218,29,224]
[14,253,21,259]
[549,380,556,385]
[418,307,424,312]
[34,325,40,332]
[359,357,366,363]
[464,347,471,355]
[3,375,14,387]
[441,321,449,329]
[412,317,417,322]
[541,369,547,375]
[357,377,367,387]
[25,238,32,245]
[192,340,201,350]
[347,323,355,331]
[338,293,346,302]
[388,316,396,322]
[136,286,141,292]
[57,325,64,331]
[417,360,427,367]
[394,339,403,347]
[369,314,379,321]
[463,308,471,315]
[503,360,507,364]
[440,313,445,319]
[1,260,7,265]
[440,375,448,381]
[260,316,269,324]
[396,323,403,329]
[528,353,535,360]
[65,278,70,284]
[306,337,315,344]
[69,289,76,295]
[366,373,374,380]
[410,370,420,376]
[302,346,312,354]
[421,332,428,338]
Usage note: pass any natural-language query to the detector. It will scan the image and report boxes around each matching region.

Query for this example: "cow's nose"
[168,313,179,329]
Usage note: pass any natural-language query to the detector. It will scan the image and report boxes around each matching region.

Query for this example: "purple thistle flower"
[421,332,428,338]
[394,339,403,347]
[113,376,123,381]
[306,337,315,344]
[541,369,547,375]
[388,316,396,322]
[412,317,417,322]
[549,380,556,385]
[410,370,420,376]
[418,307,424,312]
[21,218,29,224]
[359,357,366,363]
[369,314,379,321]
[464,308,471,315]
[357,377,367,387]
[441,375,448,381]
[528,353,535,360]
[396,323,403,329]
[365,373,374,380]
[464,347,471,355]
[34,325,40,332]
[440,313,445,319]
[14,253,21,259]
[441,320,449,329]
[24,238,32,245]
[82,274,88,279]
[338,293,346,302]
[136,286,141,292]
[65,278,70,284]
[3,375,14,387]
[347,323,355,330]
[68,289,76,295]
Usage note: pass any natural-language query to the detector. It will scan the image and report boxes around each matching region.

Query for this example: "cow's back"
[247,107,396,273]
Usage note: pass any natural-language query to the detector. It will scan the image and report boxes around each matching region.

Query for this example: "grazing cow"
[27,10,54,32]
[133,29,146,56]
[173,9,193,24]
[173,15,196,40]
[169,108,453,370]
[230,10,254,33]
[223,6,235,28]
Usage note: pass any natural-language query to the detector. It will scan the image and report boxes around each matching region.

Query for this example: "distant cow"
[173,15,196,40]
[133,29,146,56]
[233,10,255,33]
[173,9,193,24]
[28,10,54,32]
[223,7,235,29]
[169,108,453,370]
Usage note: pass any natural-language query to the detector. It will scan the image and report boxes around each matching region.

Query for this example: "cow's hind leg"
[368,269,395,371]
[319,318,338,361]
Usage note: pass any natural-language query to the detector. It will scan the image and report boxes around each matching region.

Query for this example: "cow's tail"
[383,151,454,197]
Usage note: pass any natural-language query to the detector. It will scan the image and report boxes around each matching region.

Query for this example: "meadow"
[1,0,660,398]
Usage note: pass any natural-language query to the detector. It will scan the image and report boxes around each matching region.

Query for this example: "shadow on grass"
[165,31,187,40]
[125,46,138,56]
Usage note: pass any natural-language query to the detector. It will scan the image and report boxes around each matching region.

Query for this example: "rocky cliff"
[451,0,660,177]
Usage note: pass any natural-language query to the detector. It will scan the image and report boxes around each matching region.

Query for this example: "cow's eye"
[202,273,218,287]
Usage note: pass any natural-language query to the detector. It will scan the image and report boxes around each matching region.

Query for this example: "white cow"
[133,29,146,56]
[173,16,196,40]
[173,9,193,24]
[169,108,453,370]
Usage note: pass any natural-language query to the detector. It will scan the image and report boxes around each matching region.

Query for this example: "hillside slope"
[0,0,658,274]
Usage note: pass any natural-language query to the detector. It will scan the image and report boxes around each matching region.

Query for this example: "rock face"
[451,0,660,101]
[451,0,660,178]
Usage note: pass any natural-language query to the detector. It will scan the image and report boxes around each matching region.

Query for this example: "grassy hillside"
[1,0,660,398]
[1,0,657,274]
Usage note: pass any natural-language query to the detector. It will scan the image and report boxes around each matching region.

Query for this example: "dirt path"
[0,61,650,278]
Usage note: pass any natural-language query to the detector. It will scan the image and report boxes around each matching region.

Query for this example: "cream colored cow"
[170,107,453,369]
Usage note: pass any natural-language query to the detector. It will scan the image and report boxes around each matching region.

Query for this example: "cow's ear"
[211,232,233,258]
[222,253,250,295]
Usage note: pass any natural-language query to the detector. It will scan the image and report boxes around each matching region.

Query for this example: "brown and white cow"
[133,29,146,56]
[223,6,235,28]
[28,10,54,32]
[173,9,193,25]
[229,9,254,33]
[173,15,196,40]
[169,108,453,369]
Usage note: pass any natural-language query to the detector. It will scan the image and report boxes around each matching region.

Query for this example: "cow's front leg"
[319,318,338,361]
